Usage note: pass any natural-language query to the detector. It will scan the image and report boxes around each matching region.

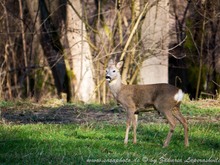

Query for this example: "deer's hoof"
[185,143,189,147]
[163,143,168,148]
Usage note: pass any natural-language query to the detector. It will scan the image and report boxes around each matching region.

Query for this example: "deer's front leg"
[124,117,131,144]
[133,114,138,144]
[124,107,137,144]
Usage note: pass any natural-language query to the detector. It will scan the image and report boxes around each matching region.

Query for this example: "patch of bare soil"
[0,104,219,125]
[0,104,165,125]
[0,106,116,124]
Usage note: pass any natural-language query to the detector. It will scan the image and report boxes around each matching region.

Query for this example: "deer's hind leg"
[172,106,189,147]
[163,110,177,147]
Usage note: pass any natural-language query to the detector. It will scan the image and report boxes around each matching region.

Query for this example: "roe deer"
[106,59,189,147]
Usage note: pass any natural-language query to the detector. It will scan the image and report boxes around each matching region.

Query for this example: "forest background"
[0,0,220,103]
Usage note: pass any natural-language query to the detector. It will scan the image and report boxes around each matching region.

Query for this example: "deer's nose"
[106,76,111,82]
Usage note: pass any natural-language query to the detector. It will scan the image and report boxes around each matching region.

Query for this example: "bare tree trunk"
[25,0,45,101]
[4,44,12,99]
[139,0,169,84]
[196,0,207,100]
[121,0,140,85]
[67,0,96,103]
[18,0,29,97]
[207,1,220,95]
[27,0,73,101]
[38,0,72,102]
[3,3,12,99]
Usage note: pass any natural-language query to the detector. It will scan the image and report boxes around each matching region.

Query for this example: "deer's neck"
[108,76,122,98]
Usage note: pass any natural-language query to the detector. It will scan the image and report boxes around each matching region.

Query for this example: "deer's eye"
[113,70,116,73]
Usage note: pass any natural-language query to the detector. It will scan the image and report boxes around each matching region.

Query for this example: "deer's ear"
[116,61,123,69]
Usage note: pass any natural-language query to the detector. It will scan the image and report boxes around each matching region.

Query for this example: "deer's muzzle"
[106,76,111,82]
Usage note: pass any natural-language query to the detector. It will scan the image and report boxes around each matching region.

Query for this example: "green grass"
[0,123,219,164]
[0,100,220,164]
[181,103,220,117]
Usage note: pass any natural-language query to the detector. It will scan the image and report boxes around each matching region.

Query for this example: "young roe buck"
[106,59,189,147]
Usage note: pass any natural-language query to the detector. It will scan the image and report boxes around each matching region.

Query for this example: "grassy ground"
[0,99,220,164]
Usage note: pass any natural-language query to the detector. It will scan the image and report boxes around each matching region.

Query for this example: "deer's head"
[106,59,123,83]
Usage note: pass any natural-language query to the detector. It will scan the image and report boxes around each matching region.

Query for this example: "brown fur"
[106,60,189,147]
